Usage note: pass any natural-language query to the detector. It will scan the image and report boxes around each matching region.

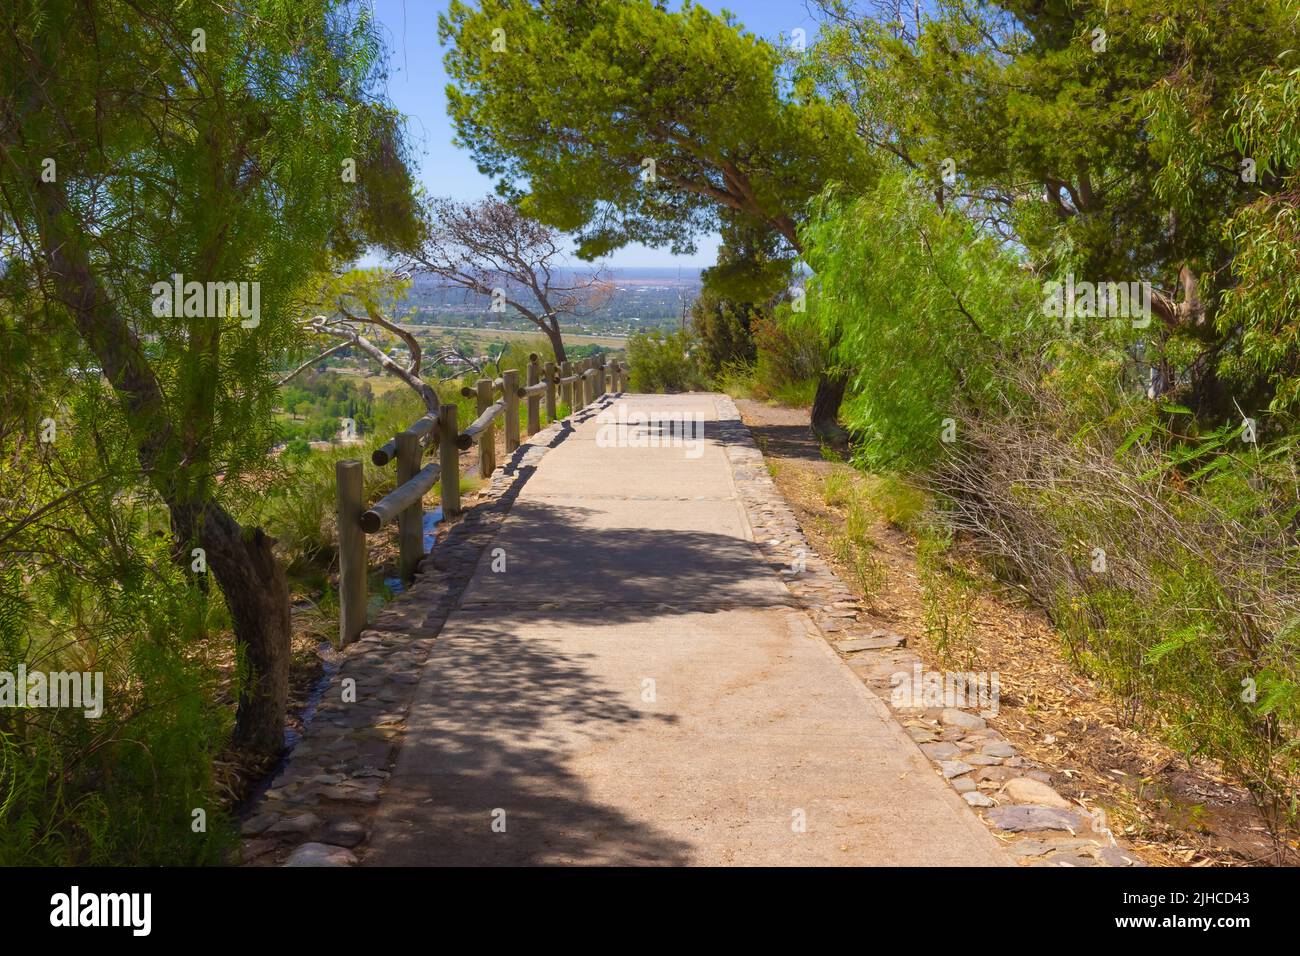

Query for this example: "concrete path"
[365,394,1007,866]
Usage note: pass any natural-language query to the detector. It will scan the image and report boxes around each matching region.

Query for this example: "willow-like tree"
[440,0,873,437]
[0,0,420,757]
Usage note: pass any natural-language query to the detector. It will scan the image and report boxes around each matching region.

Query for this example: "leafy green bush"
[797,168,1300,850]
[799,170,1042,467]
[626,329,710,393]
[0,495,236,865]
[714,303,821,407]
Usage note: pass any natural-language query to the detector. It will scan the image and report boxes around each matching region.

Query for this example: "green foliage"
[784,1,1300,845]
[916,529,980,671]
[1216,57,1300,414]
[800,170,1040,466]
[0,0,423,855]
[715,360,818,408]
[626,329,710,393]
[279,370,376,443]
[700,210,797,304]
[690,289,759,373]
[807,0,1300,421]
[712,298,822,407]
[440,0,873,257]
[925,371,1300,842]
[0,455,236,864]
[256,384,431,571]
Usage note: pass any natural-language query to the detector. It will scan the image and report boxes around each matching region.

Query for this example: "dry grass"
[737,400,1287,866]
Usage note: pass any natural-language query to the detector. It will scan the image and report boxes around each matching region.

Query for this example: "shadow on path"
[459,498,793,615]
[368,395,780,864]
[366,608,693,865]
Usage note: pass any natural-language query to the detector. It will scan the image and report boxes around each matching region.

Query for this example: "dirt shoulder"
[735,398,1283,867]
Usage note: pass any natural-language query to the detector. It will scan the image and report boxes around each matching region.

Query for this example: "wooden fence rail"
[335,355,627,644]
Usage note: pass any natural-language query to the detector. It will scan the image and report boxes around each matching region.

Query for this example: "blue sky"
[367,0,823,269]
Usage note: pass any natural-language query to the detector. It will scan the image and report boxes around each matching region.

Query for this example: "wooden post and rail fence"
[335,353,628,645]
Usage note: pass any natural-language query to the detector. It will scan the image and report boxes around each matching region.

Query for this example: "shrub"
[797,169,1300,854]
[0,511,237,865]
[626,329,710,393]
[690,287,759,371]
[799,171,1043,467]
[929,371,1300,850]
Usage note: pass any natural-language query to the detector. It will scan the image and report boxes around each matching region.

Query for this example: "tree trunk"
[30,150,292,761]
[174,502,290,758]
[543,320,567,364]
[811,370,848,444]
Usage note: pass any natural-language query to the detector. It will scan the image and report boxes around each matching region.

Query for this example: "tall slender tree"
[0,0,420,756]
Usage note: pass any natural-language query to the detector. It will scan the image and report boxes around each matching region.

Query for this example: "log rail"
[335,353,627,644]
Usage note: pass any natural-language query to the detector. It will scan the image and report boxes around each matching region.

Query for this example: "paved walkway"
[365,394,1007,865]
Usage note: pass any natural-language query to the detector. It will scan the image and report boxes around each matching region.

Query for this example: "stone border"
[711,394,1144,868]
[239,402,615,866]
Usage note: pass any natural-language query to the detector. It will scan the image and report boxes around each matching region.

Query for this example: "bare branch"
[304,315,439,412]
[402,196,611,362]
[278,341,354,386]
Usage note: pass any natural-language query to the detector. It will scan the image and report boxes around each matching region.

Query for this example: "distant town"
[399,266,703,337]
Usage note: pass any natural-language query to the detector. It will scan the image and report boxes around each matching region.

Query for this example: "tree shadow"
[457,498,795,615]
[365,610,693,865]
[743,422,828,464]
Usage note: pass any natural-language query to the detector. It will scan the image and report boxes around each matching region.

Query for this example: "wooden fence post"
[476,377,495,478]
[582,359,593,407]
[544,360,557,423]
[396,431,423,582]
[561,360,573,412]
[503,368,521,453]
[336,459,367,646]
[526,354,541,436]
[597,354,607,396]
[438,403,459,516]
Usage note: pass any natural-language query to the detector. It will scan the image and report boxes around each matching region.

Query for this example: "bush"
[690,286,758,371]
[0,503,237,865]
[752,306,821,398]
[799,171,1043,467]
[929,369,1300,849]
[800,169,1300,853]
[626,329,710,393]
[712,304,820,406]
